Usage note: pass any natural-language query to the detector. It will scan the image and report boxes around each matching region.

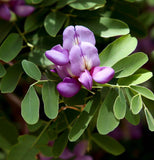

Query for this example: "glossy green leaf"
[91,133,125,156]
[99,34,137,67]
[118,69,153,85]
[113,89,126,119]
[42,81,59,119]
[56,0,76,8]
[97,89,119,135]
[52,130,69,157]
[69,0,106,10]
[7,135,39,160]
[130,85,154,101]
[0,63,23,93]
[130,94,142,115]
[69,93,101,141]
[113,52,148,78]
[21,86,40,124]
[0,117,18,151]
[24,10,46,33]
[0,33,22,62]
[22,60,41,80]
[0,64,6,78]
[144,107,154,131]
[44,12,67,37]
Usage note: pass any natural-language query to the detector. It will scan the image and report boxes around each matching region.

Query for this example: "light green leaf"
[99,34,137,67]
[22,60,41,80]
[7,135,39,160]
[21,86,40,124]
[118,69,153,85]
[0,33,22,62]
[44,12,67,37]
[0,63,23,93]
[42,81,59,119]
[113,52,148,78]
[69,93,101,141]
[0,117,18,151]
[97,89,119,135]
[130,94,142,114]
[113,89,126,119]
[91,133,125,156]
[130,85,154,101]
[52,130,69,157]
[0,64,6,78]
[69,0,106,10]
[144,107,154,131]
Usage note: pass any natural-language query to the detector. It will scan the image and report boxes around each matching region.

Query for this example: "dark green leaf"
[21,86,40,124]
[52,130,69,157]
[130,85,154,101]
[42,81,59,119]
[7,135,39,160]
[22,60,41,80]
[130,94,142,115]
[68,93,101,141]
[56,0,76,8]
[99,34,137,67]
[44,12,67,37]
[0,63,23,93]
[91,133,125,156]
[0,33,22,62]
[0,64,6,78]
[113,52,148,78]
[97,89,119,135]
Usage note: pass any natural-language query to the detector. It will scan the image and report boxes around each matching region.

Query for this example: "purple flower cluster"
[45,26,115,98]
[0,0,34,21]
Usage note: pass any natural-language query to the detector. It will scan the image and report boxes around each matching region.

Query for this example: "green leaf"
[21,86,40,124]
[0,64,6,78]
[22,60,41,80]
[42,81,59,119]
[7,135,39,160]
[97,89,119,135]
[0,33,22,62]
[99,34,137,67]
[69,0,106,10]
[0,63,23,93]
[52,130,69,157]
[0,20,12,44]
[118,69,153,85]
[130,94,142,115]
[91,133,125,156]
[113,52,148,78]
[130,85,154,101]
[68,93,101,142]
[25,0,43,4]
[44,12,67,37]
[56,0,76,8]
[0,117,18,151]
[144,107,154,131]
[113,89,126,119]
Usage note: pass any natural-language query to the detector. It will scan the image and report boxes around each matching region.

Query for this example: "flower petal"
[45,45,69,66]
[92,66,115,84]
[78,70,93,90]
[73,140,89,156]
[0,4,11,21]
[75,156,93,160]
[63,25,75,51]
[12,5,34,17]
[75,25,95,45]
[57,77,81,97]
[69,45,85,76]
[80,42,100,70]
[59,148,74,159]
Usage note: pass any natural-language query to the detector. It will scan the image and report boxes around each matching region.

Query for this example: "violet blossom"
[45,25,115,98]
[39,140,92,160]
[0,0,34,21]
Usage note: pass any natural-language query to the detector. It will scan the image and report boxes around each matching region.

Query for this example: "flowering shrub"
[0,0,154,160]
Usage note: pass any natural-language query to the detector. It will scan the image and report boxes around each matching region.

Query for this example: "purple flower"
[0,0,34,21]
[45,25,115,97]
